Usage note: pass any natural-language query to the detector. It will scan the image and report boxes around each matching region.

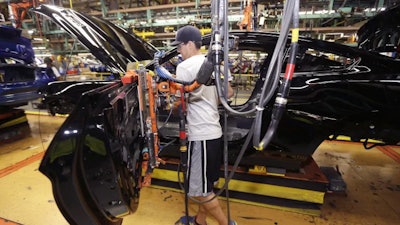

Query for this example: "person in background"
[78,60,92,74]
[56,55,67,77]
[171,25,236,225]
[44,57,62,81]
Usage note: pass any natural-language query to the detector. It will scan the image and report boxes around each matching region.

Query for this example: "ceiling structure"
[1,0,400,54]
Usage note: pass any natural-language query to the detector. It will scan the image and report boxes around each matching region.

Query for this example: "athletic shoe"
[229,220,238,225]
[174,216,196,225]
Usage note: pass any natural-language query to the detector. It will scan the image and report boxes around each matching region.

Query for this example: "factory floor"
[0,113,399,225]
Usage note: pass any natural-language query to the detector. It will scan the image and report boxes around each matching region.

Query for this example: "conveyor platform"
[0,108,30,144]
[150,155,329,215]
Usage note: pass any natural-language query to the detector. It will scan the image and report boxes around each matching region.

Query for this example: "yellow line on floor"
[0,151,44,179]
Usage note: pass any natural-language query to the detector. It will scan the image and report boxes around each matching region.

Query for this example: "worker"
[56,55,67,76]
[44,57,62,81]
[171,25,236,225]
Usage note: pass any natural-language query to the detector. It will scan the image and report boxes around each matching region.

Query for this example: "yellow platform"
[149,156,328,216]
[0,109,30,144]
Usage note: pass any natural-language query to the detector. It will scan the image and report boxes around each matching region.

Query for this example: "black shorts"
[186,137,222,197]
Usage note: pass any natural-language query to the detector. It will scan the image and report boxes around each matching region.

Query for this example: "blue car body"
[0,25,55,108]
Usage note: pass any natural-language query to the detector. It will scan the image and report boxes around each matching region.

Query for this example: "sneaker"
[229,220,238,225]
[174,216,195,225]
[175,216,207,225]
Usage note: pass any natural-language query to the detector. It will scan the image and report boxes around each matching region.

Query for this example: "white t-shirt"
[176,54,222,141]
[52,66,61,77]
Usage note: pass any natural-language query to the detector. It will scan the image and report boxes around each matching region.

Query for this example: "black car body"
[357,4,400,56]
[33,4,400,225]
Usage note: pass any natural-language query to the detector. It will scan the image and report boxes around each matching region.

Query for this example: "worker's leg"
[195,193,228,225]
[188,138,229,225]
[194,203,207,225]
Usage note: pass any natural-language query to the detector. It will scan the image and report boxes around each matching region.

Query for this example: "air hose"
[253,0,300,151]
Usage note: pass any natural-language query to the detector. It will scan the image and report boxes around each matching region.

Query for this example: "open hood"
[32,4,158,74]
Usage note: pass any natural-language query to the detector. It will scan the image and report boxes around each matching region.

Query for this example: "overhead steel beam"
[88,0,243,16]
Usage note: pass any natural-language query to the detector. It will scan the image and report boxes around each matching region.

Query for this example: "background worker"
[171,25,236,225]
[44,57,63,81]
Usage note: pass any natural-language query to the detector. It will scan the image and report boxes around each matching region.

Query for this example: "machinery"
[8,0,33,28]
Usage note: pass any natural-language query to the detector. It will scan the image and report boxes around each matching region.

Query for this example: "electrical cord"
[252,0,294,148]
[252,0,300,150]
[211,1,295,117]
[222,0,231,221]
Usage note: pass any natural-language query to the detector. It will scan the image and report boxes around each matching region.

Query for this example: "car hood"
[32,4,158,74]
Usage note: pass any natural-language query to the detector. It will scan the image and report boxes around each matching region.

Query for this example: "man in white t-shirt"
[171,25,236,225]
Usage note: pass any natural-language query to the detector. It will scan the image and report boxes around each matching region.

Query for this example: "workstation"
[1,1,400,225]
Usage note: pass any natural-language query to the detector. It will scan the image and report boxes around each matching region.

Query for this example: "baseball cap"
[170,25,202,46]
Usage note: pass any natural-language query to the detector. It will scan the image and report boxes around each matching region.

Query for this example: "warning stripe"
[377,146,400,163]
[0,151,44,179]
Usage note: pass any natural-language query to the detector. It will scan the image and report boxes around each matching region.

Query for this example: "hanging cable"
[221,0,232,221]
[253,0,300,151]
[208,2,299,118]
[211,0,257,117]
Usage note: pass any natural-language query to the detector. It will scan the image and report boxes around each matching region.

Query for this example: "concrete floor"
[0,113,399,225]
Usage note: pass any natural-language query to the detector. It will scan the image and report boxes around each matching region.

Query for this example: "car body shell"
[0,25,55,108]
